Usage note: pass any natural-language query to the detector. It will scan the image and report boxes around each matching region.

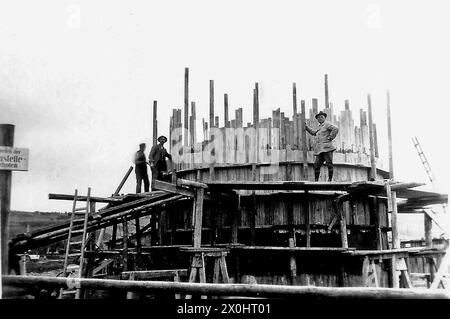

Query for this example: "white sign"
[0,146,29,171]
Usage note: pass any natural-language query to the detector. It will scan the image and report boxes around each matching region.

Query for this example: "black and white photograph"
[1,0,449,313]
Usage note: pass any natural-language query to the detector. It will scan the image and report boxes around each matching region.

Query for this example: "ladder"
[59,187,92,299]
[412,136,446,213]
[412,136,436,185]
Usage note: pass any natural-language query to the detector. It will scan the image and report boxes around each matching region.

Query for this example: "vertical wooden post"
[110,224,117,249]
[122,219,128,271]
[190,102,197,168]
[153,101,158,146]
[293,84,298,149]
[301,100,308,180]
[209,80,215,132]
[135,217,142,255]
[250,192,256,246]
[386,91,399,288]
[292,83,297,115]
[387,91,394,179]
[231,194,240,244]
[254,83,260,127]
[304,191,311,247]
[288,237,297,285]
[373,197,382,250]
[184,67,189,147]
[254,83,260,163]
[0,124,14,275]
[324,74,330,109]
[424,211,435,282]
[224,94,229,128]
[89,202,96,252]
[339,207,348,249]
[367,94,377,180]
[193,188,204,248]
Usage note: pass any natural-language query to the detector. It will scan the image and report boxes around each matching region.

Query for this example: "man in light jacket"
[305,111,339,182]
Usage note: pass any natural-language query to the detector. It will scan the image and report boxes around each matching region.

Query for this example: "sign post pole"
[1,124,15,282]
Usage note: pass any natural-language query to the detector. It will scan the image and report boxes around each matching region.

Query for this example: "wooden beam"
[305,191,311,247]
[5,275,450,299]
[48,194,120,203]
[122,219,128,271]
[151,180,195,197]
[424,209,447,233]
[209,80,214,132]
[121,269,188,280]
[114,166,133,196]
[424,211,433,248]
[288,238,297,285]
[301,100,308,179]
[386,91,394,179]
[367,94,377,180]
[192,188,204,248]
[430,248,449,289]
[153,101,158,146]
[224,94,229,128]
[184,67,189,147]
[231,195,240,244]
[335,196,348,249]
[135,218,142,255]
[177,178,208,189]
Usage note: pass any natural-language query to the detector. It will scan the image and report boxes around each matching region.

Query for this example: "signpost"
[0,124,29,298]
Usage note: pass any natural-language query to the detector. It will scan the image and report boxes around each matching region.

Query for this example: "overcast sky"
[1,0,449,215]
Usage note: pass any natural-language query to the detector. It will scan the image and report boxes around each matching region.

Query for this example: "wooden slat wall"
[168,95,383,171]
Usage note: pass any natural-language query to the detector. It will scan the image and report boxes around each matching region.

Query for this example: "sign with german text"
[0,147,29,171]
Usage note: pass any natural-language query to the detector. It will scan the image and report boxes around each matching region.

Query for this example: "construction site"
[1,67,449,300]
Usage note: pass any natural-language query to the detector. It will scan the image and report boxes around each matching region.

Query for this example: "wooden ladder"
[59,187,92,299]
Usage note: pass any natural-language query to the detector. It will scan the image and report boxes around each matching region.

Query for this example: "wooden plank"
[48,194,120,203]
[121,269,188,280]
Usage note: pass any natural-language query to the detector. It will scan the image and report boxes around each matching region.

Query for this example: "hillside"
[9,210,70,238]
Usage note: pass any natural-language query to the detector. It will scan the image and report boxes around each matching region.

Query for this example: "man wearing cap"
[134,143,150,193]
[149,135,172,181]
[305,111,339,182]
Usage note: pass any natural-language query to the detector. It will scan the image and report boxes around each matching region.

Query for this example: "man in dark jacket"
[305,111,339,182]
[149,136,172,181]
[134,143,150,193]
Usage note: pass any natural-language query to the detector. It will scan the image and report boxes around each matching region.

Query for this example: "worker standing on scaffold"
[149,135,172,181]
[305,111,339,182]
[134,143,150,193]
